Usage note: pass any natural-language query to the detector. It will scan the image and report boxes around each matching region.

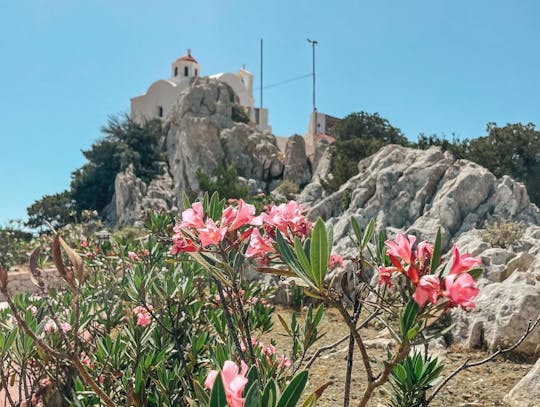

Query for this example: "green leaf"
[261,379,277,407]
[294,237,312,275]
[309,218,329,289]
[209,373,227,407]
[277,314,292,336]
[430,228,442,273]
[277,370,309,407]
[246,366,259,394]
[301,394,317,407]
[400,299,419,339]
[181,192,191,211]
[468,267,484,280]
[276,230,316,290]
[393,364,407,383]
[361,218,376,248]
[244,384,261,407]
[350,216,362,245]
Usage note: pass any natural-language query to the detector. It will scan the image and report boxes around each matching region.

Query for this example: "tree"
[466,122,540,205]
[26,191,75,230]
[196,164,249,200]
[323,112,408,192]
[71,115,164,213]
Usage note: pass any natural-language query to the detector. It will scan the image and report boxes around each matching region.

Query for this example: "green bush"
[482,220,524,248]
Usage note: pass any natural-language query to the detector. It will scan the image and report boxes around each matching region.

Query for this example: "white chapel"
[130,49,271,132]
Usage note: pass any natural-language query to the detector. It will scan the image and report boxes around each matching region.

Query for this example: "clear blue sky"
[1,0,539,224]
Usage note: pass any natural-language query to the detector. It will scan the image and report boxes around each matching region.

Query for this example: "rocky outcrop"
[104,164,175,228]
[165,77,283,202]
[310,144,540,355]
[504,357,540,407]
[283,135,311,187]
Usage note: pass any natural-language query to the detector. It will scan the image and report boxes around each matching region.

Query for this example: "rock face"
[309,144,540,355]
[504,357,540,407]
[105,164,175,228]
[283,135,311,187]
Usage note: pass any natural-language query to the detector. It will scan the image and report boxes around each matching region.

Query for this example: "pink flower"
[136,313,151,327]
[385,233,417,265]
[44,320,55,333]
[142,249,150,257]
[278,355,292,369]
[80,352,94,369]
[61,322,72,333]
[171,234,198,254]
[229,199,261,231]
[204,360,248,407]
[443,273,479,310]
[413,275,440,307]
[262,201,312,236]
[133,305,153,327]
[198,219,227,248]
[128,251,140,261]
[328,254,344,269]
[415,241,433,269]
[81,240,88,248]
[449,246,482,275]
[245,229,275,258]
[180,202,205,229]
[378,266,395,286]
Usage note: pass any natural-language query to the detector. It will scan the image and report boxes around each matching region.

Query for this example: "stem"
[232,282,257,368]
[214,278,245,362]
[335,301,373,382]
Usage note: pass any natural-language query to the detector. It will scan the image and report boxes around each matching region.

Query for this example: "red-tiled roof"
[176,49,198,64]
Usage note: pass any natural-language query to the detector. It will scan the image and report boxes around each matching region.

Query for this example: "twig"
[305,310,379,369]
[425,313,540,406]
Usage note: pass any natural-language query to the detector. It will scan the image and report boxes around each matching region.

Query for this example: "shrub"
[482,220,524,248]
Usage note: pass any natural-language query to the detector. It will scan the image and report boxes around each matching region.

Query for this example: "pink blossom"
[230,199,261,231]
[171,234,198,254]
[81,240,88,248]
[449,246,482,275]
[205,360,248,407]
[133,305,153,327]
[262,201,312,236]
[28,305,38,316]
[443,273,479,310]
[142,249,150,256]
[220,205,236,227]
[179,202,205,229]
[85,252,95,259]
[198,219,228,247]
[245,229,275,258]
[61,322,72,333]
[415,241,434,268]
[137,313,151,327]
[278,355,292,369]
[128,251,140,261]
[262,344,276,356]
[378,266,395,286]
[413,275,440,307]
[44,320,55,333]
[80,352,94,369]
[385,233,417,265]
[328,254,344,269]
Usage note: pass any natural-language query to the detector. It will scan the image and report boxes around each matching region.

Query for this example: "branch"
[425,313,540,405]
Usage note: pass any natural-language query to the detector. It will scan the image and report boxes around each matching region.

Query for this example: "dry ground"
[267,307,534,407]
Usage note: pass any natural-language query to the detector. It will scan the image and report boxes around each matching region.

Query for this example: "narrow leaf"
[209,373,227,407]
[430,228,442,273]
[276,370,309,407]
[361,218,376,248]
[309,218,329,289]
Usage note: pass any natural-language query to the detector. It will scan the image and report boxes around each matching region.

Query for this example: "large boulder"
[283,135,311,187]
[504,357,540,407]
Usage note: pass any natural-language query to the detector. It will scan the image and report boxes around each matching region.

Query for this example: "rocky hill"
[302,144,540,356]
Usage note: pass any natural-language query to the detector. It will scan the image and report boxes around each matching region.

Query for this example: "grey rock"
[504,357,540,407]
[283,135,311,187]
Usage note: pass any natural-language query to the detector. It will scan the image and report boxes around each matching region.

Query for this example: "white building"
[130,49,270,132]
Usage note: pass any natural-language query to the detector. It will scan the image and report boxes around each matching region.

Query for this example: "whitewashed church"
[130,49,271,132]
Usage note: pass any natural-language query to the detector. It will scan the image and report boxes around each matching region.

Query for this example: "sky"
[1,0,539,224]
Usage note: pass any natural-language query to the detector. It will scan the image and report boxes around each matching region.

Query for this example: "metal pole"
[307,39,318,135]
[260,38,263,110]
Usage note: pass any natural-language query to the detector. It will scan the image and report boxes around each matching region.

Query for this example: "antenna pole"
[260,38,263,109]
